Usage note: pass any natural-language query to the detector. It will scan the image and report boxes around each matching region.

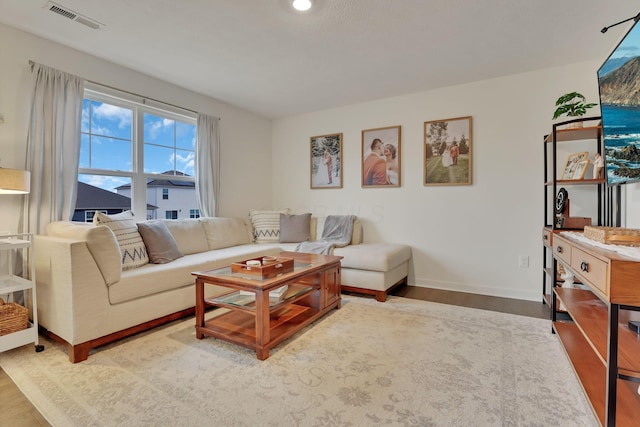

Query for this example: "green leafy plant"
[552,92,597,120]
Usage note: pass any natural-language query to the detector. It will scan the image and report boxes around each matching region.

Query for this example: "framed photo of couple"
[361,125,401,187]
[424,116,472,186]
[310,133,343,189]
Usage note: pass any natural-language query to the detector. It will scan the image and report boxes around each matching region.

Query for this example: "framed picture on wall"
[424,116,472,186]
[310,133,343,189]
[361,125,401,187]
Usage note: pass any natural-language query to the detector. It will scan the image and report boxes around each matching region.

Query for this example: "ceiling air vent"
[45,1,104,30]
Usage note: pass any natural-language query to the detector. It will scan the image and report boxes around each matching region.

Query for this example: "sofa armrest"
[34,235,113,345]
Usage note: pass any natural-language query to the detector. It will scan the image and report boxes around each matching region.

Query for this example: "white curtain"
[23,63,84,234]
[195,114,220,217]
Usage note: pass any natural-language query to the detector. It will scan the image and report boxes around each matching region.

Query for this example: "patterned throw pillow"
[249,209,290,243]
[93,211,149,270]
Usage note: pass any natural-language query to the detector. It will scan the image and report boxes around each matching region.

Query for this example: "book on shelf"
[239,285,288,299]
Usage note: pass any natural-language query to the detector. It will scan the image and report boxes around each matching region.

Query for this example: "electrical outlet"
[518,255,529,268]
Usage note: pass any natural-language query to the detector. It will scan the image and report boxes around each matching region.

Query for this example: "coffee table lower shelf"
[196,302,336,359]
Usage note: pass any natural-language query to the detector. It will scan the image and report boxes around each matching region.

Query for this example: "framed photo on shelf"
[424,116,472,186]
[572,159,590,180]
[310,133,342,189]
[560,151,589,180]
[361,125,401,187]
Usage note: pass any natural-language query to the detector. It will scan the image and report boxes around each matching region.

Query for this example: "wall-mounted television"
[597,18,640,185]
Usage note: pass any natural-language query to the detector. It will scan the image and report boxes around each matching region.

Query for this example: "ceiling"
[0,0,638,118]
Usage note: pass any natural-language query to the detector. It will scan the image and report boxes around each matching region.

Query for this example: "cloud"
[81,174,130,193]
[146,117,175,140]
[170,151,195,174]
[93,103,132,129]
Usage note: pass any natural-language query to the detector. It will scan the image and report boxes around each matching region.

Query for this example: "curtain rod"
[28,60,219,119]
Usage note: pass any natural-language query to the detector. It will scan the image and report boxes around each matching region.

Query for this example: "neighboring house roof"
[75,182,158,210]
[116,171,195,190]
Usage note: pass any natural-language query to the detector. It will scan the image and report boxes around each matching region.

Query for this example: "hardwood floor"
[0,365,49,427]
[390,285,550,319]
[0,286,550,426]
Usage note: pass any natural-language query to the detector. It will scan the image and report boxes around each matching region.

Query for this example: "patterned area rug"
[0,296,597,426]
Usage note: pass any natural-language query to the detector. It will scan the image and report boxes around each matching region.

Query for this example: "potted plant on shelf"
[552,92,597,128]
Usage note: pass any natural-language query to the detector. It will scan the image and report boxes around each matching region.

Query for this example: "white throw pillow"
[93,211,149,270]
[249,209,290,243]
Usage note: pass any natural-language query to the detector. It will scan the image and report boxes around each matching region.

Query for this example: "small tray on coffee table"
[231,256,294,279]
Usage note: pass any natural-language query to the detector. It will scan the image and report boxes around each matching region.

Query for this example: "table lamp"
[0,167,30,194]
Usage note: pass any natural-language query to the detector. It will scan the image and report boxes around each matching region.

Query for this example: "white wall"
[0,22,611,301]
[0,23,272,233]
[272,61,602,301]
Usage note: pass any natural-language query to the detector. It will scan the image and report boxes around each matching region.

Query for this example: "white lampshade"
[0,168,31,194]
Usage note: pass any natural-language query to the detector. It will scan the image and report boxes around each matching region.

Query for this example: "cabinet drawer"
[552,238,572,265]
[542,228,552,247]
[570,247,608,296]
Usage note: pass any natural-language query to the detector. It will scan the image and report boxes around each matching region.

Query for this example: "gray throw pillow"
[279,213,312,243]
[137,221,183,264]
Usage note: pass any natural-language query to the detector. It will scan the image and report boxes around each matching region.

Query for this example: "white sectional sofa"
[34,216,411,362]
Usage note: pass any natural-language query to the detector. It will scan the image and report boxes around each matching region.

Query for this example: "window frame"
[79,86,197,220]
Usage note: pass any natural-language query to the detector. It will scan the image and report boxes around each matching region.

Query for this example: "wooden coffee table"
[192,251,342,360]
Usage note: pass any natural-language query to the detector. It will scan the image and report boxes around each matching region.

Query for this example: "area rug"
[0,296,597,427]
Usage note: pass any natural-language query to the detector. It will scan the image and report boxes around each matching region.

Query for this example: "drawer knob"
[580,261,589,273]
[543,235,548,240]
[556,246,563,254]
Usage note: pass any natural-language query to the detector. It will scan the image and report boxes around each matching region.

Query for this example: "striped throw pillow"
[249,209,290,243]
[93,211,149,270]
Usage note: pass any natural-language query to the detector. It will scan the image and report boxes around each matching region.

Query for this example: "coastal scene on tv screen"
[598,21,640,185]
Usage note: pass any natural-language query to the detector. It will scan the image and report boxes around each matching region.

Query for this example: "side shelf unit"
[0,233,44,353]
[551,232,640,426]
[542,116,607,307]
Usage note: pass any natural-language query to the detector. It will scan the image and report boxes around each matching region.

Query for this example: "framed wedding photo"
[361,125,401,187]
[424,116,472,186]
[310,133,343,189]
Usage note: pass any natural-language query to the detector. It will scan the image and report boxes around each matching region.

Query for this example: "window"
[84,210,107,223]
[76,87,198,221]
[190,209,200,219]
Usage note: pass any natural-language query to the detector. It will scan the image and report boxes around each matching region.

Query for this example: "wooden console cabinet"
[551,232,640,426]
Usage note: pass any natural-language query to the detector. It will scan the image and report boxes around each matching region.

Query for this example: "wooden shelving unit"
[542,116,606,308]
[551,232,640,426]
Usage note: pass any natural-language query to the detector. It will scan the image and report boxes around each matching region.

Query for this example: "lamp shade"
[0,168,30,194]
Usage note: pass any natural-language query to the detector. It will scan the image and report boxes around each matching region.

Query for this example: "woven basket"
[0,298,28,336]
[584,226,640,247]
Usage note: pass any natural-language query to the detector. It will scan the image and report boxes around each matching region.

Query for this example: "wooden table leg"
[255,289,270,359]
[195,279,205,339]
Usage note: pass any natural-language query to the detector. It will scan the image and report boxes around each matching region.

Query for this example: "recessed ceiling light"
[292,0,312,12]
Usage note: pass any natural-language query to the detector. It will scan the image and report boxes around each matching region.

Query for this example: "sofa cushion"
[161,219,209,255]
[93,211,149,270]
[333,243,411,272]
[109,244,282,304]
[279,213,311,243]
[137,221,183,264]
[249,209,290,243]
[202,217,252,250]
